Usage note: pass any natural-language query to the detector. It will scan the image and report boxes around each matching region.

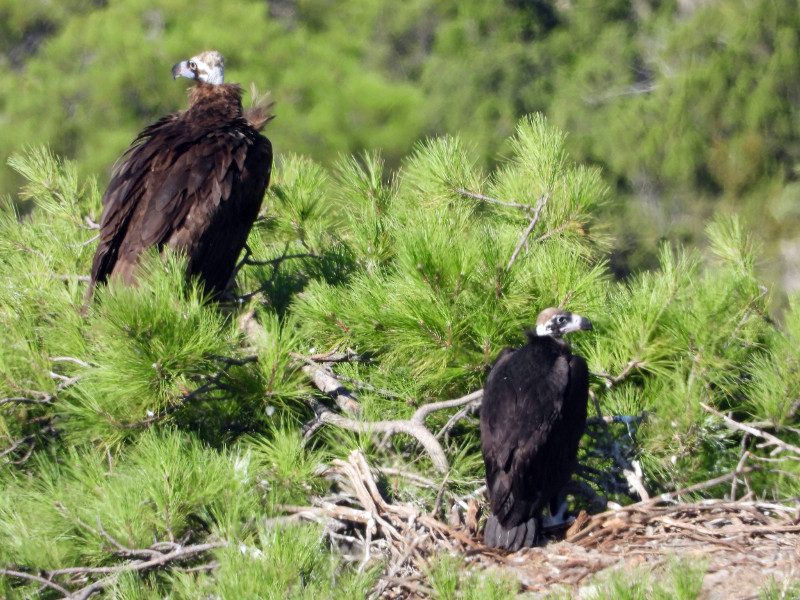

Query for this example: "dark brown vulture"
[88,50,272,299]
[480,307,592,551]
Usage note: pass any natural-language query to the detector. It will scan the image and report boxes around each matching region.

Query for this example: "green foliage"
[424,553,520,600]
[1,114,798,596]
[760,578,800,600]
[587,556,707,600]
[5,0,800,287]
[0,429,261,568]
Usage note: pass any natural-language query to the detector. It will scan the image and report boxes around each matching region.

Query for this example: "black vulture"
[88,50,273,299]
[480,307,592,550]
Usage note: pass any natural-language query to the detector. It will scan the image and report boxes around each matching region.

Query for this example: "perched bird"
[480,307,592,551]
[88,50,273,299]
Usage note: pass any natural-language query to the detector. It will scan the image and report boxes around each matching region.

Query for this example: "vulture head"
[534,307,593,340]
[172,50,225,85]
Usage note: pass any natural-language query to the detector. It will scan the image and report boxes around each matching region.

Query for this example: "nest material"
[281,450,800,599]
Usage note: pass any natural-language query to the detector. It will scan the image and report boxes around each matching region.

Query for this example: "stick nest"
[283,450,800,599]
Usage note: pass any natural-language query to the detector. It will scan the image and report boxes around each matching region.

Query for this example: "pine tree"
[0,117,797,598]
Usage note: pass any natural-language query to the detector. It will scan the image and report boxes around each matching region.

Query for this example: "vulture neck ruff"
[187,82,244,120]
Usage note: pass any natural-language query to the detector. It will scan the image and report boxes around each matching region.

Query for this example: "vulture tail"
[483,515,539,551]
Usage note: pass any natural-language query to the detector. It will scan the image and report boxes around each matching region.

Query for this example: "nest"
[281,450,800,599]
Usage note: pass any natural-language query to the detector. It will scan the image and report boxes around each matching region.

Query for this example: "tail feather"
[483,515,538,551]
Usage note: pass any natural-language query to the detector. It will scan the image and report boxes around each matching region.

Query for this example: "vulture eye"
[556,315,567,324]
[188,61,197,70]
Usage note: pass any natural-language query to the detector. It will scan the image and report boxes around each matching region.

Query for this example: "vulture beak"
[564,313,593,335]
[171,60,195,80]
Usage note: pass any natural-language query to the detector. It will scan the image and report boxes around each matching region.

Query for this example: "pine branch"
[700,402,800,458]
[0,568,71,597]
[452,187,534,212]
[591,358,645,388]
[291,352,363,416]
[506,194,548,271]
[303,396,449,472]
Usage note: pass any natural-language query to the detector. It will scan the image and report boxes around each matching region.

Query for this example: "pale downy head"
[534,307,593,339]
[171,50,225,85]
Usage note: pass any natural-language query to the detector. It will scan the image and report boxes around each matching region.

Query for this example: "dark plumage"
[480,307,592,551]
[88,50,272,299]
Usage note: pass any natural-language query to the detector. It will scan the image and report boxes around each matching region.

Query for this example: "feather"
[88,57,272,300]
[480,309,591,550]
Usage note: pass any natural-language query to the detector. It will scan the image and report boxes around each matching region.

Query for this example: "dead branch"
[303,397,449,473]
[591,358,645,388]
[506,194,548,271]
[0,568,71,597]
[0,541,226,599]
[303,389,483,473]
[410,390,482,426]
[701,402,800,458]
[291,352,363,415]
[452,187,535,212]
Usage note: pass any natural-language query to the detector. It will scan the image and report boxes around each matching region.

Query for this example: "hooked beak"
[564,313,593,335]
[171,60,195,80]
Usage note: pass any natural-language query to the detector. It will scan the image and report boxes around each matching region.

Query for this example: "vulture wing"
[90,113,271,295]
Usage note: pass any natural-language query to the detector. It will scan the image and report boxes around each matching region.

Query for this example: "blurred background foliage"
[2,0,800,294]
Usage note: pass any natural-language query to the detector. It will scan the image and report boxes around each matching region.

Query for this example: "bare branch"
[0,568,71,597]
[303,396,449,473]
[452,187,533,211]
[49,356,91,368]
[292,353,363,416]
[410,390,482,426]
[506,194,548,271]
[46,541,228,577]
[591,358,645,388]
[700,402,800,458]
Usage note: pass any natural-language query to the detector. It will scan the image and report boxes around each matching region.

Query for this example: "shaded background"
[1,0,799,294]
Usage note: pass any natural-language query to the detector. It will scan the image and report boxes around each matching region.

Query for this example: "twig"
[436,401,480,440]
[452,187,534,211]
[431,471,450,518]
[49,356,91,368]
[506,194,548,271]
[591,358,645,388]
[0,568,71,596]
[410,390,482,426]
[0,396,53,406]
[52,274,92,282]
[292,353,363,416]
[700,402,800,458]
[66,233,100,248]
[303,397,449,473]
[646,467,762,505]
[46,541,227,577]
[535,211,580,243]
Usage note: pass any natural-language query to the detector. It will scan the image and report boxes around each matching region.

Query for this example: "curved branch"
[304,397,449,473]
[410,390,482,426]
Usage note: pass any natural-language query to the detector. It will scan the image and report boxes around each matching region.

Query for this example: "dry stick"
[587,357,651,501]
[506,194,549,271]
[435,400,480,440]
[700,402,800,457]
[303,396,452,470]
[0,568,71,597]
[291,352,363,416]
[636,467,762,508]
[452,187,534,211]
[45,542,228,578]
[591,358,645,388]
[304,391,483,473]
